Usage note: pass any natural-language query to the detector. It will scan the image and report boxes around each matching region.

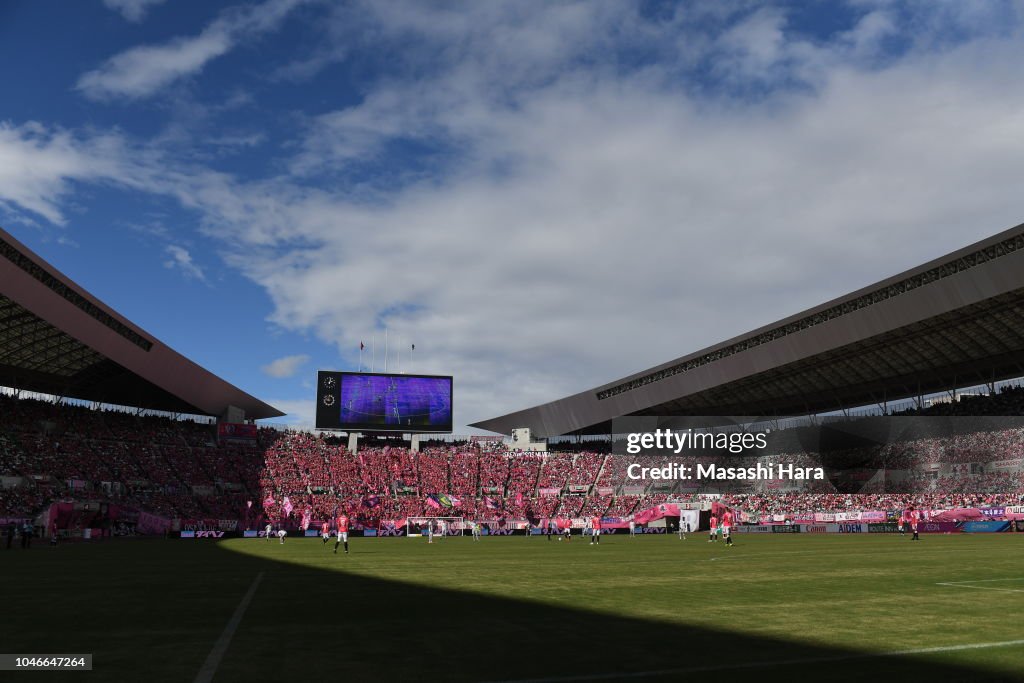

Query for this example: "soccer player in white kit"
[427,520,435,544]
[265,523,273,541]
[276,528,287,544]
[629,520,636,537]
[471,520,482,541]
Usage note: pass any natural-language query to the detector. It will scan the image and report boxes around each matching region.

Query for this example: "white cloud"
[78,0,309,100]
[261,398,317,428]
[172,3,1024,430]
[163,244,206,282]
[14,1,1024,432]
[0,122,144,225]
[261,354,311,379]
[103,0,166,23]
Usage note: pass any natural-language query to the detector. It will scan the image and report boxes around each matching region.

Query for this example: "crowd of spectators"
[7,390,1024,527]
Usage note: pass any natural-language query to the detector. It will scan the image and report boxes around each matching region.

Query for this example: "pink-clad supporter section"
[4,393,1024,534]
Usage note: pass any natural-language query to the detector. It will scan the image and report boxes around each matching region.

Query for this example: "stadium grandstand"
[4,223,1024,538]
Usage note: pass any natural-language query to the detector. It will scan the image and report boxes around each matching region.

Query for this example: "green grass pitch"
[3,533,1024,682]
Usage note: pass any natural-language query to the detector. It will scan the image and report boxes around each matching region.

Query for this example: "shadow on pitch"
[193,539,1024,683]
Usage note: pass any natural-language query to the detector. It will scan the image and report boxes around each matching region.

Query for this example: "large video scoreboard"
[315,371,453,433]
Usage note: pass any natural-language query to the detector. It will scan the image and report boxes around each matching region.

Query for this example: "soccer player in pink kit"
[908,507,921,541]
[708,514,718,542]
[721,509,734,547]
[334,513,349,554]
[589,516,601,545]
[321,521,330,545]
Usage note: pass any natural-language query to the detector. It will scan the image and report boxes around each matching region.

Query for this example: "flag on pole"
[301,508,311,531]
[428,494,459,508]
[283,496,294,516]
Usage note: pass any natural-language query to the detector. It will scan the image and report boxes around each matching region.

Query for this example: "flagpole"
[358,342,363,372]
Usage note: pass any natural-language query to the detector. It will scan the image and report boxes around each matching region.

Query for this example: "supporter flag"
[283,496,294,517]
[485,496,502,510]
[426,495,441,510]
[515,491,523,507]
[362,494,380,509]
[447,494,461,507]
[263,494,274,508]
[301,508,311,531]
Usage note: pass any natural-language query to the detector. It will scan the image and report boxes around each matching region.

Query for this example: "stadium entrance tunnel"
[3,537,1022,683]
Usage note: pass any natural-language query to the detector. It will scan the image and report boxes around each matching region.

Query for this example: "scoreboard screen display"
[316,371,453,433]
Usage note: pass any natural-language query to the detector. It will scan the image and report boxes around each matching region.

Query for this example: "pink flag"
[283,496,294,516]
[301,508,311,531]
[247,500,253,509]
[263,494,274,508]
[425,496,441,509]
[515,492,523,507]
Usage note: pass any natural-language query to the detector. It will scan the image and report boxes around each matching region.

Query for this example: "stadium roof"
[0,226,283,420]
[472,221,1024,437]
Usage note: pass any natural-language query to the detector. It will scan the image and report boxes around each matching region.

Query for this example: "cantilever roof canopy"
[0,226,283,420]
[472,221,1024,437]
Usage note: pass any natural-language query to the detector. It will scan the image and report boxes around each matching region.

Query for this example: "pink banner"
[929,508,992,522]
[137,511,172,535]
[634,503,680,525]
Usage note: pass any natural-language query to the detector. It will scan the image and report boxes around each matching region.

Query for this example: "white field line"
[936,577,1024,594]
[484,638,1024,683]
[193,572,265,683]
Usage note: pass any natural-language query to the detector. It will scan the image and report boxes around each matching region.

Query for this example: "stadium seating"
[3,391,1024,530]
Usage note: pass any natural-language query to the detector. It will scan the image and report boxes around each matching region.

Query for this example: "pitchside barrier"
[733,521,1016,534]
[181,521,1017,538]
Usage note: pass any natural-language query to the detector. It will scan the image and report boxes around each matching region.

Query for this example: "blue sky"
[3,0,1024,431]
